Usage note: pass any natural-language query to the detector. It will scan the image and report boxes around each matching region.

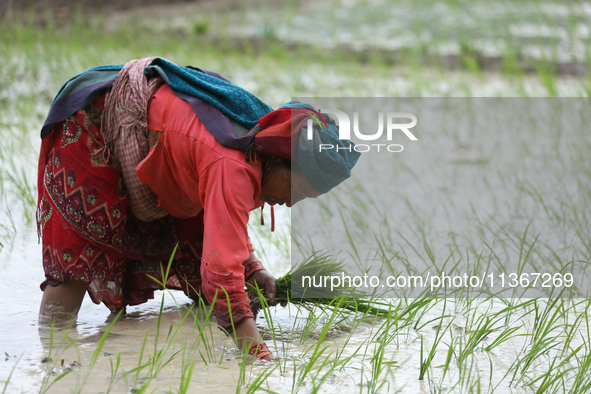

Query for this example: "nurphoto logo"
[307,109,418,153]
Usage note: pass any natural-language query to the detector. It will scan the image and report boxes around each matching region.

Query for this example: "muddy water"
[2,96,591,393]
[0,226,463,390]
[1,42,589,394]
[0,201,295,393]
[109,0,591,70]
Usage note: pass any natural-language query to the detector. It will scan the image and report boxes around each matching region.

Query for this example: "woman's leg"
[38,280,87,327]
[37,94,130,326]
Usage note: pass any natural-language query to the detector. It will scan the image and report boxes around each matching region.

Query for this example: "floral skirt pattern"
[38,94,206,310]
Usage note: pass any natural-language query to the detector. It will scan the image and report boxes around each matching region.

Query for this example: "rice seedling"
[456,315,495,368]
[248,254,399,321]
[243,363,276,394]
[364,310,399,392]
[38,325,78,394]
[570,348,591,393]
[72,310,124,394]
[292,310,350,392]
[1,353,22,394]
[0,204,16,250]
[105,351,122,394]
[418,311,448,381]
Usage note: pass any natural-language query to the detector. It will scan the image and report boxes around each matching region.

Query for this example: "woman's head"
[258,157,321,207]
[248,101,360,199]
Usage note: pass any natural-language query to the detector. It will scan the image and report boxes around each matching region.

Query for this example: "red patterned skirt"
[37,94,205,311]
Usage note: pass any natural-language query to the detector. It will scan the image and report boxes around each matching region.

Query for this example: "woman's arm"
[199,160,274,359]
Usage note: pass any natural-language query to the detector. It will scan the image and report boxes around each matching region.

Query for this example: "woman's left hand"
[247,270,287,307]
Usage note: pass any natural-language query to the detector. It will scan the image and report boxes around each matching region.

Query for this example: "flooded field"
[1,1,591,393]
[103,0,591,74]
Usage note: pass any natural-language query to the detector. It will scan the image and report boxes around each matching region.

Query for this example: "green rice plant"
[105,351,122,394]
[0,203,16,250]
[411,298,451,331]
[366,311,398,392]
[171,300,215,393]
[534,59,558,97]
[508,296,566,387]
[530,295,566,347]
[39,325,78,394]
[263,312,335,392]
[559,305,584,358]
[133,288,201,389]
[115,244,200,392]
[72,309,124,393]
[438,334,457,387]
[243,362,276,394]
[456,315,496,367]
[1,353,22,394]
[4,160,35,223]
[192,293,222,365]
[252,279,358,390]
[236,339,250,393]
[296,304,351,345]
[570,348,591,393]
[248,254,397,319]
[458,38,482,76]
[306,358,350,394]
[294,306,354,393]
[178,360,195,394]
[142,319,185,389]
[524,345,578,393]
[482,322,523,353]
[458,357,483,394]
[328,309,398,390]
[419,321,447,381]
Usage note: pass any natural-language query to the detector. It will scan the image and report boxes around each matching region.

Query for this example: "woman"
[37,57,359,360]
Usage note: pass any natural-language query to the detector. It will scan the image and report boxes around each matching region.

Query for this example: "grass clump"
[248,254,395,319]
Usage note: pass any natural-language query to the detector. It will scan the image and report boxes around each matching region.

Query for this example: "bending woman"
[37,57,359,360]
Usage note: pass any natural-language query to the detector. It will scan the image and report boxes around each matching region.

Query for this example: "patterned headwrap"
[244,101,360,194]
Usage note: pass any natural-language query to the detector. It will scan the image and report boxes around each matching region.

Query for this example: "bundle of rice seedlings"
[248,254,394,318]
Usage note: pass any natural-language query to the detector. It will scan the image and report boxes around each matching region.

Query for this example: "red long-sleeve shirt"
[137,84,263,330]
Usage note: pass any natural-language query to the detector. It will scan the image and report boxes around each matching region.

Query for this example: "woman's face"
[259,161,321,207]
